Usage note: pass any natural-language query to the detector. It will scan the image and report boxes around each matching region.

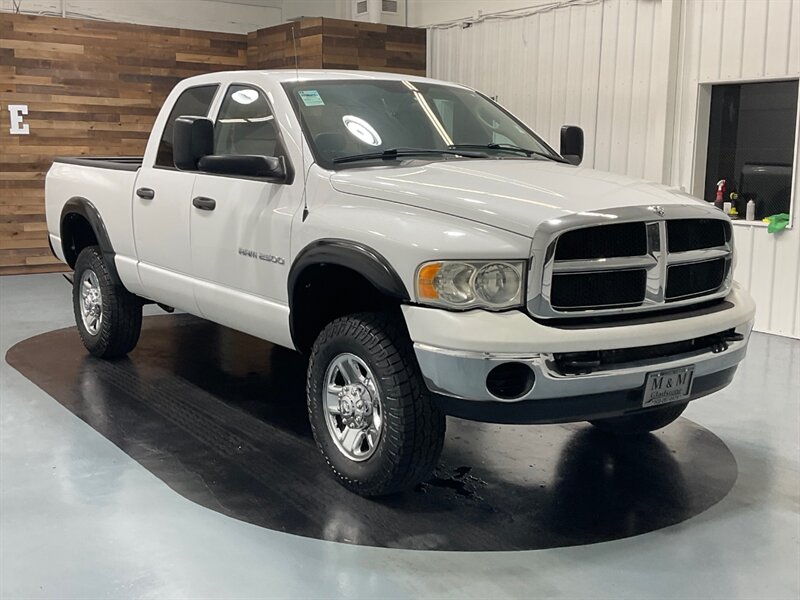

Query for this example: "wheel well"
[61,213,98,268]
[291,264,398,353]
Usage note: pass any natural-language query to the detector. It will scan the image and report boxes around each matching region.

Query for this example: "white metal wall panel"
[671,0,800,338]
[429,0,800,338]
[429,0,668,179]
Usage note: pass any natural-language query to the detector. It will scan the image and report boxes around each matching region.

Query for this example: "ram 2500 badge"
[45,70,755,496]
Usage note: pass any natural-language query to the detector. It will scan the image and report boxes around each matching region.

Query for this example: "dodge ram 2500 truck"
[46,70,755,496]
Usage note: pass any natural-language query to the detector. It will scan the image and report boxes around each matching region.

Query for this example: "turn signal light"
[417,262,442,299]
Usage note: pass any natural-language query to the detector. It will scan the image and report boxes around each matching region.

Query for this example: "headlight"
[416,260,525,310]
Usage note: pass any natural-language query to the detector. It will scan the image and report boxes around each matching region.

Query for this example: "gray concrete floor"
[1,273,798,600]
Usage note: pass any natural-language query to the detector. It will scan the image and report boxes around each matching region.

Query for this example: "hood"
[330,160,705,236]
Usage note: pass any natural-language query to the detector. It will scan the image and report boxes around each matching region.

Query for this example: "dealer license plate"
[643,366,695,407]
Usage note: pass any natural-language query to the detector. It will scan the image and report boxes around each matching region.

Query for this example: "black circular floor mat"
[6,314,738,551]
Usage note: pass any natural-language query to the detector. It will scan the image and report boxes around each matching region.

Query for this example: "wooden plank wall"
[247,17,426,76]
[0,14,425,275]
[0,13,247,275]
[247,20,322,69]
[319,18,426,75]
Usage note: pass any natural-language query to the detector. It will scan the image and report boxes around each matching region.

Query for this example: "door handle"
[192,196,216,211]
[136,187,155,200]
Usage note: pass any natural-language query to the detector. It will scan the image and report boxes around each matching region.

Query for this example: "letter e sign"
[8,104,29,135]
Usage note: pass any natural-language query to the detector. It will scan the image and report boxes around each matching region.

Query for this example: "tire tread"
[73,246,142,359]
[307,312,445,496]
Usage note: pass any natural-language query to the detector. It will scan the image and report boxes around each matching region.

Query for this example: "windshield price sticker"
[299,90,325,107]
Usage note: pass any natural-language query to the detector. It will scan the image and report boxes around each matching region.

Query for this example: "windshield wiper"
[448,143,569,164]
[332,147,488,165]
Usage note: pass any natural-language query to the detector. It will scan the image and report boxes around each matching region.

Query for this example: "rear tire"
[307,312,445,496]
[73,246,142,359]
[589,402,688,435]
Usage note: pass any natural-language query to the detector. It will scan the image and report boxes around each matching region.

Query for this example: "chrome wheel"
[79,269,103,336]
[323,353,383,462]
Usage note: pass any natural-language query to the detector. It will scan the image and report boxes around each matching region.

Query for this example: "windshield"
[282,79,559,169]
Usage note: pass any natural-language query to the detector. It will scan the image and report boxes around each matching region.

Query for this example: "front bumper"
[403,284,755,424]
[430,367,738,424]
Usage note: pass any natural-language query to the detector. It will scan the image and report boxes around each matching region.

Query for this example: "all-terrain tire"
[589,402,688,435]
[72,246,142,359]
[307,312,446,496]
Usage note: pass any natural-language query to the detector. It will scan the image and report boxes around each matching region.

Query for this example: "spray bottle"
[715,179,726,210]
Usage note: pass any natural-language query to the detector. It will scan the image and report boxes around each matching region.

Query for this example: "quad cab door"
[189,83,299,348]
[132,84,219,313]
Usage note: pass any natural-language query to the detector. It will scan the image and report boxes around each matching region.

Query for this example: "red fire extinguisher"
[715,179,726,210]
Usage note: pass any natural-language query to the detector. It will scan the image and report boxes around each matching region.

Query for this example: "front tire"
[73,246,142,359]
[307,312,445,496]
[589,402,688,435]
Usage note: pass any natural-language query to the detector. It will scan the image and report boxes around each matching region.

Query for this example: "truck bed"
[54,156,142,172]
[46,157,143,268]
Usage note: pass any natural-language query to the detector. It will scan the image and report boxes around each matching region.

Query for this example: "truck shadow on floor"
[6,313,738,551]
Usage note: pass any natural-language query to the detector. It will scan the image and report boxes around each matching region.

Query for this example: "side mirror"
[198,154,287,182]
[560,125,584,166]
[173,116,214,170]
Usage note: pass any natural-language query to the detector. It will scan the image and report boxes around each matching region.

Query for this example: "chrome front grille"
[527,206,733,318]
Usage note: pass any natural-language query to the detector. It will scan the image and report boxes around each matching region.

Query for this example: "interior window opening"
[703,79,798,224]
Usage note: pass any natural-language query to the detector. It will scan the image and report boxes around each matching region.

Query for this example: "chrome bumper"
[413,320,753,403]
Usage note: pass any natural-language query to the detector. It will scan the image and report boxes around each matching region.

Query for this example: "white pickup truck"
[46,70,755,496]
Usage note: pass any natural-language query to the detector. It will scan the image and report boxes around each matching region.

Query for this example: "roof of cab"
[180,69,467,89]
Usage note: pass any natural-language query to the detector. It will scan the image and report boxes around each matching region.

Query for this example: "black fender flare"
[288,239,409,305]
[287,239,409,349]
[60,197,121,284]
